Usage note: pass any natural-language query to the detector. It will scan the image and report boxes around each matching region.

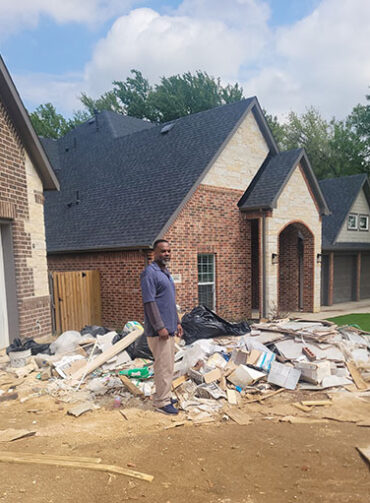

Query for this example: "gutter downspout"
[262,213,267,319]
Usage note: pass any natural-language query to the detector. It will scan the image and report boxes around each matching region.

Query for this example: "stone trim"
[34,190,45,205]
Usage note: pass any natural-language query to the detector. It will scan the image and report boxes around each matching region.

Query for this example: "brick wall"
[164,184,251,320]
[48,250,147,329]
[278,222,314,312]
[0,100,52,339]
[48,184,252,327]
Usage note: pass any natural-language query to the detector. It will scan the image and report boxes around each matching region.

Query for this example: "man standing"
[140,239,183,415]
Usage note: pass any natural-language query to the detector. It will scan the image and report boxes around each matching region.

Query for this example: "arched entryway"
[278,222,314,313]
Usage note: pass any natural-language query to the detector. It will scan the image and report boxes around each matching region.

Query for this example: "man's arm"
[141,270,169,339]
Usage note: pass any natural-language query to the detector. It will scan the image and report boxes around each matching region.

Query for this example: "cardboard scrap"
[227,365,265,388]
[67,402,94,417]
[226,408,251,425]
[226,389,238,405]
[356,445,370,465]
[346,361,368,390]
[204,368,221,384]
[0,429,36,442]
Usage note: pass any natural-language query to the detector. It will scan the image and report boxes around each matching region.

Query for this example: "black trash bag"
[112,331,153,360]
[127,333,153,360]
[6,337,51,356]
[181,305,250,345]
[80,325,110,337]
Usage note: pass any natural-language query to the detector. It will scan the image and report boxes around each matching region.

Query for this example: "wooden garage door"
[333,255,356,303]
[360,253,370,299]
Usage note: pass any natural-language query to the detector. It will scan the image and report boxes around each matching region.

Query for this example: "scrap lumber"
[71,328,143,381]
[0,429,36,442]
[0,452,153,482]
[172,375,187,390]
[346,361,368,390]
[301,400,332,407]
[244,388,284,404]
[119,375,144,397]
[204,368,221,384]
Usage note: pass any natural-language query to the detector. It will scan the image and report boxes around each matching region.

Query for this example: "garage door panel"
[360,254,370,299]
[333,255,355,303]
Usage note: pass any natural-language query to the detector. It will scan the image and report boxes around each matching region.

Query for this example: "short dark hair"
[153,239,169,249]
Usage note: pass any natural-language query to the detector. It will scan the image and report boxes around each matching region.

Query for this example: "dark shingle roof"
[238,148,329,215]
[44,98,262,253]
[39,137,61,172]
[319,174,370,247]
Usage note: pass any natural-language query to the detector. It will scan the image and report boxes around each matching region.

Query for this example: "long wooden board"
[0,452,153,482]
[71,328,143,380]
[346,361,368,390]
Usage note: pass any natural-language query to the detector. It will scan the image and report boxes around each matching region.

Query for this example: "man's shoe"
[171,398,178,405]
[156,404,179,415]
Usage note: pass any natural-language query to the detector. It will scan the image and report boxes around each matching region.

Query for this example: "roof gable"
[0,56,58,190]
[45,98,275,252]
[320,174,370,246]
[238,148,329,215]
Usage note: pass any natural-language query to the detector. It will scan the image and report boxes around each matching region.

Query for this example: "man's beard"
[159,258,170,266]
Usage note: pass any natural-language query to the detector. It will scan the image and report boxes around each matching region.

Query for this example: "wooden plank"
[226,409,251,425]
[346,361,368,390]
[119,375,144,397]
[52,273,61,334]
[244,388,284,404]
[0,452,153,482]
[301,400,332,407]
[71,328,143,380]
[172,375,187,390]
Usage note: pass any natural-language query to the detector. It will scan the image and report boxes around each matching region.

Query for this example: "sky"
[0,0,369,121]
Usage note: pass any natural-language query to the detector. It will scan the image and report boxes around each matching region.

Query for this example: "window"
[347,214,358,230]
[198,254,215,310]
[359,215,369,231]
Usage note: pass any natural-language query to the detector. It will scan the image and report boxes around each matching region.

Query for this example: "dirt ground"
[0,390,369,503]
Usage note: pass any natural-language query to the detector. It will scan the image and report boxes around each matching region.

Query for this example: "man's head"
[153,239,171,266]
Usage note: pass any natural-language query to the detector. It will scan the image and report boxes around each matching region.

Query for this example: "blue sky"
[0,0,368,120]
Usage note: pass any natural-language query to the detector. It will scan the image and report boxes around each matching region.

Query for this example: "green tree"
[29,103,90,139]
[80,69,244,123]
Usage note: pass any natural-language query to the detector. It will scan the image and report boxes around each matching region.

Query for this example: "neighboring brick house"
[320,174,370,305]
[0,56,59,347]
[44,97,331,329]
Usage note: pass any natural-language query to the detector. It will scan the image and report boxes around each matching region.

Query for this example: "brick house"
[44,97,331,329]
[0,56,59,347]
[320,174,370,305]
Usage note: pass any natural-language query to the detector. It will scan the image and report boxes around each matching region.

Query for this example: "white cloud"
[82,2,270,97]
[247,0,370,118]
[0,0,134,38]
[12,0,370,121]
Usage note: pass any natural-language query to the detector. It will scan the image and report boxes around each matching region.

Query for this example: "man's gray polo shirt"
[140,262,178,337]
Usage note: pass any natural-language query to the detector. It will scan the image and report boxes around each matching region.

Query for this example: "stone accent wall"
[48,251,147,329]
[0,100,52,339]
[265,164,322,315]
[202,111,269,190]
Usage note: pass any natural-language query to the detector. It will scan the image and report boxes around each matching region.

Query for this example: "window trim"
[359,214,369,231]
[197,253,216,310]
[347,213,358,231]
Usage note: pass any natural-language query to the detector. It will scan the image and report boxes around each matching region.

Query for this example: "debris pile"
[1,310,369,424]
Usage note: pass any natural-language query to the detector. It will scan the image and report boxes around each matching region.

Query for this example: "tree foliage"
[29,103,89,139]
[80,69,243,122]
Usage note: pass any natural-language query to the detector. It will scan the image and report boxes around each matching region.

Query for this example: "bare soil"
[0,391,369,503]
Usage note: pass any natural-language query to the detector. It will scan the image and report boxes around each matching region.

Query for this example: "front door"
[0,227,9,349]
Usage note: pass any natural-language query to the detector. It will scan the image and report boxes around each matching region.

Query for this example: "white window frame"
[347,213,358,230]
[197,254,216,310]
[359,214,369,231]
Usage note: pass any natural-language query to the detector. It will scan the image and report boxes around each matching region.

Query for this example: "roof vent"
[160,123,175,134]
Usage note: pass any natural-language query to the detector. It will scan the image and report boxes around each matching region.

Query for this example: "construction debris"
[0,314,369,426]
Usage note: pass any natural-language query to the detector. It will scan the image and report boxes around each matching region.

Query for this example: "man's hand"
[157,327,170,339]
[176,323,183,338]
